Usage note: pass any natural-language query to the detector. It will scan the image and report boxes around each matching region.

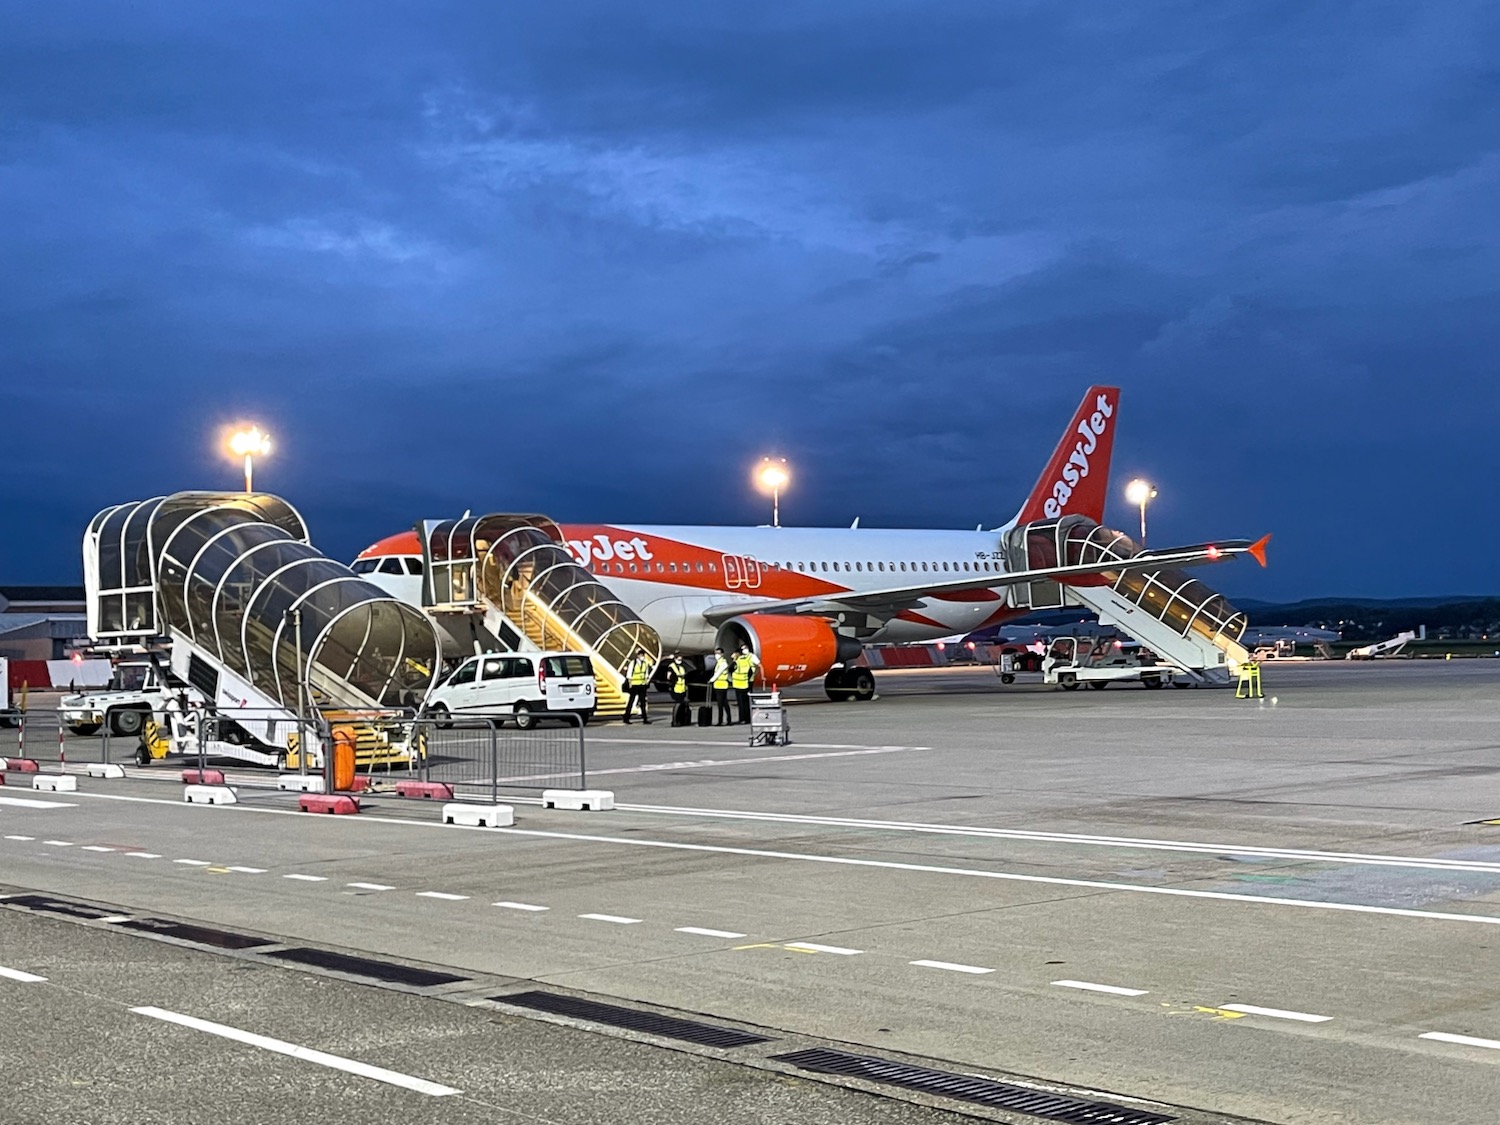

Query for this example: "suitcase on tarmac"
[697,705,713,727]
[672,701,690,727]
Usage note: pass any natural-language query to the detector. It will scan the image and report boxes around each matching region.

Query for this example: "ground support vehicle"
[58,659,203,738]
[423,651,597,730]
[0,658,21,727]
[1041,637,1176,691]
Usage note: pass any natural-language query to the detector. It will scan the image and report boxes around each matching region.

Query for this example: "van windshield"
[544,655,593,679]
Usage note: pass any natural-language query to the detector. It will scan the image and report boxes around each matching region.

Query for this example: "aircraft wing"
[700,535,1269,625]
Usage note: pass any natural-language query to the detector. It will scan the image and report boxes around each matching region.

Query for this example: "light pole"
[228,426,272,493]
[1124,478,1156,546]
[755,458,790,528]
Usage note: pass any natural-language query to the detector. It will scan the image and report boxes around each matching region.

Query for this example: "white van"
[424,651,595,728]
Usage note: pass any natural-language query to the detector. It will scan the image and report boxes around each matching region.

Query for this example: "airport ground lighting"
[1124,478,1157,545]
[228,426,272,493]
[755,457,790,528]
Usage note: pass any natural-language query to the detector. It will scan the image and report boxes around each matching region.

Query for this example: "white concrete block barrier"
[32,774,79,792]
[441,803,513,828]
[276,774,325,793]
[85,763,126,779]
[541,789,615,812]
[183,785,238,805]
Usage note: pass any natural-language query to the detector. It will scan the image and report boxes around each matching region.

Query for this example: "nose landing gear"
[824,666,876,702]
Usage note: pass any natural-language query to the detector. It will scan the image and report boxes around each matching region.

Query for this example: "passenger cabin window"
[481,657,506,680]
[507,658,534,679]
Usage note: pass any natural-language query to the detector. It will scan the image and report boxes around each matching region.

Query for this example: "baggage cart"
[748,692,791,747]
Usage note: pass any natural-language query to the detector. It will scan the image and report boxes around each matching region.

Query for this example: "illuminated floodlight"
[754,457,791,527]
[227,425,272,493]
[1124,478,1157,545]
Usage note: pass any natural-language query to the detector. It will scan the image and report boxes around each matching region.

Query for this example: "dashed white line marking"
[1420,1031,1500,1051]
[226,866,266,874]
[579,913,641,925]
[416,892,469,901]
[1219,1004,1332,1023]
[283,874,327,882]
[4,835,35,841]
[0,796,76,809]
[910,959,993,975]
[173,859,211,866]
[0,965,47,983]
[786,942,862,956]
[130,1007,460,1096]
[81,845,115,852]
[346,882,394,891]
[675,926,748,939]
[99,915,131,924]
[125,852,161,859]
[43,840,74,847]
[493,901,548,912]
[1053,980,1150,997]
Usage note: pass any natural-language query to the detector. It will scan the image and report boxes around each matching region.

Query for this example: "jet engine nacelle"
[715,615,863,687]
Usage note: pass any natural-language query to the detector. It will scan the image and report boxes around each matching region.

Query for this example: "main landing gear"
[824,666,876,702]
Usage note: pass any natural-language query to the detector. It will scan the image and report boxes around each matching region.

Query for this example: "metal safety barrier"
[415,713,586,803]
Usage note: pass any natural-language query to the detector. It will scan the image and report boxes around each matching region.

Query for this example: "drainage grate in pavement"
[266,947,468,987]
[4,893,120,921]
[493,990,772,1048]
[115,918,273,950]
[771,1048,1176,1124]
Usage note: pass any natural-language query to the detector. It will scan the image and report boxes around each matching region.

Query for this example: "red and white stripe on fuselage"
[557,524,1022,649]
[353,524,1024,652]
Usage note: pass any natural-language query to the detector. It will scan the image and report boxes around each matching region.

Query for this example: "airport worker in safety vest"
[710,648,734,726]
[732,645,759,724]
[668,654,690,726]
[623,648,653,725]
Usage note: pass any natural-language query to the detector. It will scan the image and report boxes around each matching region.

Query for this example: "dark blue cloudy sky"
[3,2,1496,599]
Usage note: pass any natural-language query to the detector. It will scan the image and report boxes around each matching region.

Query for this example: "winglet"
[1248,534,1271,568]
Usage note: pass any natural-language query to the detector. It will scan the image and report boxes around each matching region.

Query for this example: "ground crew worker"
[623,648,653,725]
[732,644,759,724]
[710,648,734,725]
[667,654,690,726]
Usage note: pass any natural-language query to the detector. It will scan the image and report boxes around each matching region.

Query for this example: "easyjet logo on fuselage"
[1042,392,1114,519]
[566,534,655,566]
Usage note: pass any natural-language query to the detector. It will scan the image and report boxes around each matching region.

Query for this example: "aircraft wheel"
[850,668,876,701]
[824,668,853,701]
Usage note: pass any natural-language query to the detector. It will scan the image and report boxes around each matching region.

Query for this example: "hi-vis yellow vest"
[628,658,651,686]
[669,662,688,695]
[711,661,731,689]
[731,653,755,689]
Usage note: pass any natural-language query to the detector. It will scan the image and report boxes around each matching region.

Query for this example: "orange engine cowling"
[715,615,862,687]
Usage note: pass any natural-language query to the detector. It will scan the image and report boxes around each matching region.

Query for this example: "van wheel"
[513,702,535,730]
[110,709,144,737]
[426,704,452,731]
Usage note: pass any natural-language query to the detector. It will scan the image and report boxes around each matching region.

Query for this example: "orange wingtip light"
[1248,534,1271,568]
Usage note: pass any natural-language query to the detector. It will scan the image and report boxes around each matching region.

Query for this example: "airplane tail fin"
[1015,386,1120,525]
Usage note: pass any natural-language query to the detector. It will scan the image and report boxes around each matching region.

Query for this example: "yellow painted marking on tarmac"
[206,867,232,874]
[731,942,818,955]
[1161,1002,1246,1020]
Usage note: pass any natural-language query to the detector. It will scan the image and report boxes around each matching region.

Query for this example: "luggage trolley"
[748,691,791,747]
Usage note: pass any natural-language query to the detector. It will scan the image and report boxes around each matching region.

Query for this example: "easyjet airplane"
[354,386,1267,698]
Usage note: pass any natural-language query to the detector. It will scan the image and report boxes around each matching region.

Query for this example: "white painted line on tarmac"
[125,852,161,859]
[911,959,993,975]
[62,790,1500,928]
[346,882,394,891]
[99,915,131,923]
[502,745,928,783]
[226,866,266,874]
[1220,1004,1332,1023]
[130,1007,460,1096]
[42,840,74,847]
[676,926,748,939]
[0,965,47,983]
[173,859,211,866]
[1053,980,1149,997]
[0,796,76,809]
[80,845,115,852]
[283,874,327,882]
[579,913,641,924]
[416,892,468,901]
[493,901,548,912]
[1420,1031,1500,1051]
[786,942,861,955]
[613,802,1500,876]
[4,835,35,841]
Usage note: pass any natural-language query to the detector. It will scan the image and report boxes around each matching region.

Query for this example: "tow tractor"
[58,658,204,737]
[0,658,23,728]
[1042,636,1175,691]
